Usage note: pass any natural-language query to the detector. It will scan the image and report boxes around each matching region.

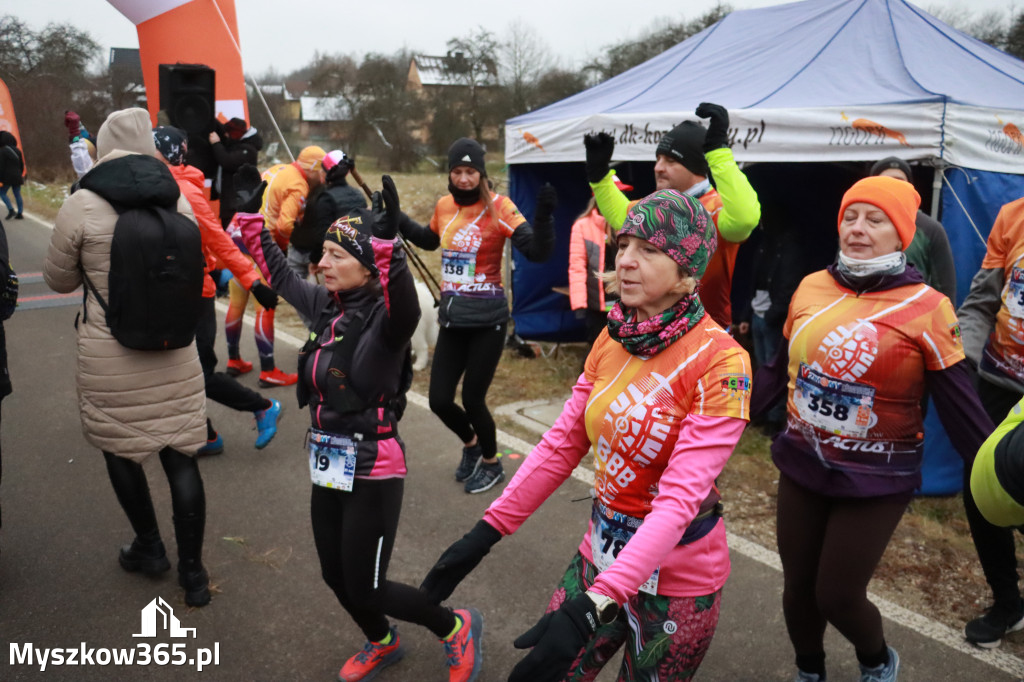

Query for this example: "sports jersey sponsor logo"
[821,435,890,453]
[720,374,751,395]
[817,320,878,381]
[451,282,501,294]
[949,323,962,344]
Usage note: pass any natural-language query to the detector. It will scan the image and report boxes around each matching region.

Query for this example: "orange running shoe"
[444,608,483,682]
[338,626,405,681]
[258,367,297,387]
[225,358,253,376]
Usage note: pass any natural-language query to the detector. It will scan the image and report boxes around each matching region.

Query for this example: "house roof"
[300,96,351,122]
[409,54,498,87]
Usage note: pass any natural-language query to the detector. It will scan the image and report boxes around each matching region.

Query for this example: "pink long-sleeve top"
[484,317,750,604]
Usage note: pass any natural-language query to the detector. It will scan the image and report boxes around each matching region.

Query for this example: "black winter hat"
[447,137,487,176]
[870,156,913,181]
[656,121,709,177]
[324,208,379,277]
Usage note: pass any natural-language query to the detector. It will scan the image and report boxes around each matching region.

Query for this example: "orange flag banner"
[0,78,26,178]
[107,0,249,127]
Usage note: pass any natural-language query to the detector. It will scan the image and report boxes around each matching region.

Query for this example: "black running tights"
[195,297,268,438]
[310,479,456,642]
[776,473,910,664]
[103,448,205,541]
[428,323,507,459]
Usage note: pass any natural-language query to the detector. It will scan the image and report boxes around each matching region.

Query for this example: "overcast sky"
[9,0,1020,77]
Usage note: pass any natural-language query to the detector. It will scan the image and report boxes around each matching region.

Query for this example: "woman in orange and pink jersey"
[397,138,555,495]
[420,190,751,682]
[751,176,993,682]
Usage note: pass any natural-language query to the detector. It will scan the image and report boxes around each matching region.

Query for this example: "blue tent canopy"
[504,0,1024,494]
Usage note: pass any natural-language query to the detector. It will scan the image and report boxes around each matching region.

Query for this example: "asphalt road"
[1,212,1020,681]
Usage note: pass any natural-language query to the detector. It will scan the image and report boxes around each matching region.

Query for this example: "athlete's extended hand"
[250,281,278,310]
[696,102,730,152]
[583,132,615,184]
[420,519,502,604]
[508,593,599,682]
[371,175,400,240]
[534,183,558,224]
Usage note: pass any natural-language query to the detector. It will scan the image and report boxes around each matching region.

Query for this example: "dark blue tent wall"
[916,167,1024,496]
[509,161,655,341]
[943,167,1024,308]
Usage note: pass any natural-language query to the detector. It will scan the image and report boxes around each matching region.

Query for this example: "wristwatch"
[586,590,620,625]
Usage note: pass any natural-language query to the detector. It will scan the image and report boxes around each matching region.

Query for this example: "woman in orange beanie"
[750,176,993,682]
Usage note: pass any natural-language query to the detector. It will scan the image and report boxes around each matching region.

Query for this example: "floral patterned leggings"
[546,552,721,682]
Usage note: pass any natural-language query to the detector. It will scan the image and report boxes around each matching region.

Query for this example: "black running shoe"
[464,461,504,494]
[455,445,482,482]
[965,601,1024,648]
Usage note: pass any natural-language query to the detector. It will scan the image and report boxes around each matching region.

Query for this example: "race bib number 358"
[794,363,874,438]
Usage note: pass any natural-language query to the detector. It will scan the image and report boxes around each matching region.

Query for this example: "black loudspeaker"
[158,64,216,136]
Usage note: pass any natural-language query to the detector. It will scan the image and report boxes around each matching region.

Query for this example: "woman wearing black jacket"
[208,118,263,227]
[237,176,484,682]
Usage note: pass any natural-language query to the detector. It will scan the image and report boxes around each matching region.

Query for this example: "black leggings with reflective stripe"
[310,478,456,642]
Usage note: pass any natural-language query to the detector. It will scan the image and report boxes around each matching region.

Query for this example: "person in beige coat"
[43,108,211,607]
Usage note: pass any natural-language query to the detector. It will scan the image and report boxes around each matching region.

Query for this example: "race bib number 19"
[308,430,357,491]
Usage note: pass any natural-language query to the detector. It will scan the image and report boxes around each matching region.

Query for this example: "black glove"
[534,183,557,224]
[696,102,730,152]
[508,593,599,682]
[234,163,266,213]
[420,519,502,604]
[250,281,278,310]
[371,175,400,240]
[583,132,615,184]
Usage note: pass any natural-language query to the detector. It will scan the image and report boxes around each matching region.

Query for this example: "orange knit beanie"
[838,176,920,249]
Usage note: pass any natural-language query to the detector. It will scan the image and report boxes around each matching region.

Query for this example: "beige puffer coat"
[43,108,206,461]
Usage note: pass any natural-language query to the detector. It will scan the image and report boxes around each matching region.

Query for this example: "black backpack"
[82,204,205,350]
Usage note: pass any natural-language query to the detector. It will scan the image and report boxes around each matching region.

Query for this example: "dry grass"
[27,164,1024,658]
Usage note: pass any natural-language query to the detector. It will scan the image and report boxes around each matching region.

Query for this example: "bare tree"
[442,27,501,142]
[0,15,102,180]
[499,21,552,116]
[1007,11,1024,58]
[583,4,731,82]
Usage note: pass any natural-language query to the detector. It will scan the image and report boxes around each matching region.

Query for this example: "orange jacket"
[568,208,610,312]
[260,162,310,251]
[170,164,258,298]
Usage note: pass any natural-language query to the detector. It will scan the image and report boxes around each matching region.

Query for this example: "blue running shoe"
[198,433,224,456]
[254,400,281,449]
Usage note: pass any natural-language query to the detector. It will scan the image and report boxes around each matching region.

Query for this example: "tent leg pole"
[931,166,944,218]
